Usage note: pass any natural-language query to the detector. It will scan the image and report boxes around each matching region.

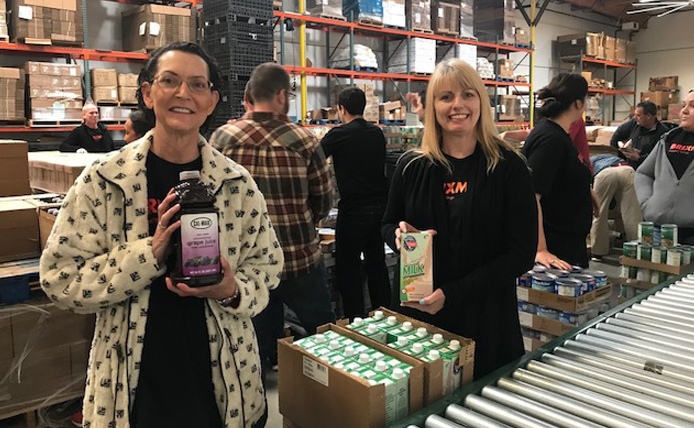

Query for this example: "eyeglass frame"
[149,73,215,94]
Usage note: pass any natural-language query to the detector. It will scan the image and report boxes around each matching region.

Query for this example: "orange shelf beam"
[0,125,125,133]
[274,11,532,53]
[581,57,637,69]
[0,42,149,63]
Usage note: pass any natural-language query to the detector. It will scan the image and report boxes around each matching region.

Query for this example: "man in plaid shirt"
[210,63,336,374]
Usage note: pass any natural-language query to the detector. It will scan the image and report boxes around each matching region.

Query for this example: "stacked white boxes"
[388,37,436,74]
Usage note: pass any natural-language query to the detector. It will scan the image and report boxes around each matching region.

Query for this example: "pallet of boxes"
[642,76,680,123]
[474,0,514,45]
[619,222,694,301]
[99,72,138,123]
[0,67,25,125]
[121,4,195,52]
[353,83,379,123]
[557,32,636,64]
[0,141,95,424]
[8,0,83,46]
[279,309,474,428]
[25,61,82,126]
[517,266,612,352]
[406,0,431,33]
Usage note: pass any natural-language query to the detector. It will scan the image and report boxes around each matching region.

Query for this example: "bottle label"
[181,213,220,277]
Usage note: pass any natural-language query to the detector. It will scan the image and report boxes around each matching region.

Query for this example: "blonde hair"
[417,59,515,173]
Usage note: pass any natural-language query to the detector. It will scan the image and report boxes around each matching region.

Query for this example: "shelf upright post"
[349,11,354,86]
[406,35,411,99]
[82,0,91,99]
[299,0,308,124]
[280,16,285,64]
[327,30,331,105]
[383,34,388,103]
[494,41,499,122]
[530,0,535,126]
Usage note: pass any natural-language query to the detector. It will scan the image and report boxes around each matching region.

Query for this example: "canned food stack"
[619,221,694,300]
[516,265,610,351]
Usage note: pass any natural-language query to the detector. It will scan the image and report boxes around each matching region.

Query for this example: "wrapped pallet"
[306,0,344,19]
[25,61,82,123]
[439,43,477,70]
[343,0,383,24]
[557,32,604,58]
[383,0,406,28]
[459,0,474,39]
[432,0,460,36]
[388,37,436,74]
[8,0,83,45]
[406,0,431,31]
[121,4,195,52]
[474,0,514,44]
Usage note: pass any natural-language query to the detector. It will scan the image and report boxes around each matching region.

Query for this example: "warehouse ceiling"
[557,0,651,26]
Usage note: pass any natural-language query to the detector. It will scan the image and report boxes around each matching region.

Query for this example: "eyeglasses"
[152,74,214,93]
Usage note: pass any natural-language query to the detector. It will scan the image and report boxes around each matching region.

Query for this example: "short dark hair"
[537,73,589,119]
[136,42,222,132]
[637,101,657,117]
[248,63,290,103]
[245,81,254,105]
[338,87,366,115]
[419,88,427,109]
[128,109,153,137]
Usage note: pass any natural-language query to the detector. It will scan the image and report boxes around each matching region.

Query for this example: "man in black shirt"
[610,101,668,168]
[321,87,391,318]
[60,103,115,153]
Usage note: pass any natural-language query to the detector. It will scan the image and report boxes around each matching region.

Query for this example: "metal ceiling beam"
[533,0,551,26]
[515,0,532,26]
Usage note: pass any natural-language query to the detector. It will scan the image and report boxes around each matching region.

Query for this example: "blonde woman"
[382,59,537,378]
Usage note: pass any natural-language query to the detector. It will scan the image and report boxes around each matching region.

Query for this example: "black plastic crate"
[203,0,273,21]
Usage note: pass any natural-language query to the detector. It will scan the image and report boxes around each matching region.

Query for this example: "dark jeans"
[252,258,335,368]
[335,204,391,319]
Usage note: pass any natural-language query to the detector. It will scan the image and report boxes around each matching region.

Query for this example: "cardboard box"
[522,335,545,353]
[498,58,513,79]
[118,73,138,87]
[118,86,137,104]
[355,307,475,404]
[0,199,39,261]
[406,0,431,31]
[603,36,615,61]
[28,74,60,88]
[0,141,31,197]
[620,256,692,276]
[28,152,102,193]
[557,32,603,58]
[516,284,613,314]
[498,94,520,121]
[515,28,529,45]
[626,40,636,64]
[38,207,56,249]
[581,71,592,84]
[30,107,82,121]
[641,91,679,108]
[615,38,627,63]
[121,4,194,52]
[432,1,460,35]
[518,312,577,337]
[668,103,682,121]
[92,86,118,103]
[278,323,425,428]
[91,68,117,87]
[648,76,678,91]
[363,105,379,123]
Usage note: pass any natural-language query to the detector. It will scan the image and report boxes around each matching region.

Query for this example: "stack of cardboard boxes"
[343,0,384,23]
[440,43,477,70]
[497,94,521,121]
[388,37,436,75]
[91,68,118,104]
[122,4,195,52]
[0,67,25,122]
[474,0,514,45]
[8,0,83,45]
[642,76,680,122]
[25,61,82,122]
[306,0,345,19]
[382,0,406,28]
[497,58,513,80]
[432,0,460,36]
[557,32,636,64]
[0,140,31,197]
[356,83,379,122]
[118,73,138,105]
[0,0,8,40]
[406,0,431,31]
[380,100,405,122]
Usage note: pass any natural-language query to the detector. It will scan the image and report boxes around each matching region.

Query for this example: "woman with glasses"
[40,42,283,428]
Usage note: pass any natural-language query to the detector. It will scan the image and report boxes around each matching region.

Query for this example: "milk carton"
[400,232,434,302]
[372,362,410,424]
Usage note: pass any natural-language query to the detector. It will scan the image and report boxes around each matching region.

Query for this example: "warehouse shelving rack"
[0,0,199,134]
[561,54,637,125]
[273,8,535,126]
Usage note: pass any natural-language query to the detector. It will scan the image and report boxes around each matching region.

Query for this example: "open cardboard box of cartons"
[345,307,475,405]
[278,323,424,428]
[516,283,612,314]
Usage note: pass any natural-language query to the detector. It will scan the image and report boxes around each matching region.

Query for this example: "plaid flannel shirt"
[211,112,333,279]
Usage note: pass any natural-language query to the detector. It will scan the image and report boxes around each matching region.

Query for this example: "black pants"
[546,231,589,268]
[335,204,391,319]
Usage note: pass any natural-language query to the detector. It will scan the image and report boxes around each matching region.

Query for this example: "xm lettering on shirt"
[444,181,468,195]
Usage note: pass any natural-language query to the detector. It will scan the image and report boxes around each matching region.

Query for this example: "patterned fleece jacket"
[39,132,284,428]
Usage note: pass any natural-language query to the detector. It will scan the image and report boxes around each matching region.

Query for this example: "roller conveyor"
[392,273,694,428]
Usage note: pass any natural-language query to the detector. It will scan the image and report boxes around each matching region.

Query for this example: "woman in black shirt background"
[522,73,593,268]
[382,59,537,378]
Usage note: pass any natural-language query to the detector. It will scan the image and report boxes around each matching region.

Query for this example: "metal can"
[516,271,531,287]
[546,269,570,278]
[638,222,654,245]
[650,246,663,264]
[583,269,608,288]
[555,278,583,297]
[667,248,683,266]
[531,273,557,293]
[620,285,635,299]
[570,273,595,294]
[620,265,637,279]
[660,224,678,248]
[680,246,692,265]
[569,265,583,274]
[623,241,638,258]
[638,244,652,262]
[532,264,547,273]
[636,268,651,282]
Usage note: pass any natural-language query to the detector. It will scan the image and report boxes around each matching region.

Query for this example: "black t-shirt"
[609,118,668,169]
[443,148,479,259]
[665,127,694,180]
[320,118,389,210]
[59,123,115,153]
[132,151,222,428]
[522,119,593,237]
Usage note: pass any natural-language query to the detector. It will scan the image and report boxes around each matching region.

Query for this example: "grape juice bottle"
[170,170,222,287]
